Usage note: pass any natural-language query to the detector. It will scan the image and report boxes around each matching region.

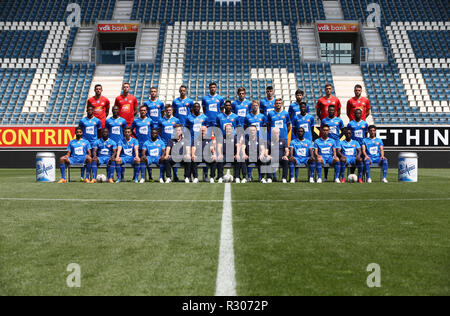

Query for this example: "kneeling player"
[141,128,166,183]
[116,127,140,183]
[337,128,363,183]
[92,128,118,183]
[362,125,388,183]
[59,127,92,183]
[289,127,315,183]
[314,125,340,183]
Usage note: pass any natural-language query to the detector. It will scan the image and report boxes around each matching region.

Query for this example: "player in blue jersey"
[216,101,240,136]
[158,105,181,145]
[105,105,127,145]
[172,85,194,126]
[58,127,92,183]
[314,125,341,183]
[115,127,140,183]
[92,128,118,183]
[260,86,276,116]
[141,128,166,184]
[143,87,165,124]
[347,109,369,146]
[292,102,315,141]
[321,105,344,146]
[267,98,291,141]
[244,100,267,181]
[337,128,364,183]
[131,106,154,148]
[232,87,251,127]
[78,104,101,181]
[289,127,316,183]
[362,125,389,183]
[185,102,208,143]
[289,89,310,120]
[202,82,225,126]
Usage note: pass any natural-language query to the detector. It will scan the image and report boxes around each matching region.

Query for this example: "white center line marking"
[215,183,237,296]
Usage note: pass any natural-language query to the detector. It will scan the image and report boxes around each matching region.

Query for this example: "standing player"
[78,104,101,181]
[337,128,364,183]
[292,102,315,141]
[202,82,225,127]
[116,127,140,183]
[164,124,192,183]
[131,106,155,180]
[260,86,276,116]
[141,128,166,184]
[347,108,369,146]
[232,87,251,127]
[321,105,344,147]
[185,102,208,143]
[216,101,240,136]
[362,125,389,183]
[289,89,309,120]
[92,128,118,184]
[58,127,92,183]
[346,84,371,121]
[105,105,127,146]
[288,127,315,183]
[114,82,139,126]
[87,84,110,128]
[316,84,342,121]
[158,105,181,145]
[144,87,165,125]
[267,98,291,141]
[172,85,194,126]
[314,125,341,183]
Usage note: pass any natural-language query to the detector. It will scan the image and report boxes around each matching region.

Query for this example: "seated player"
[337,128,364,183]
[362,125,389,183]
[115,127,140,183]
[191,126,217,183]
[164,124,192,183]
[242,125,266,183]
[314,125,341,183]
[92,128,118,184]
[262,127,289,183]
[78,104,101,181]
[141,128,166,184]
[288,127,315,183]
[244,100,267,181]
[59,127,92,183]
[216,124,240,184]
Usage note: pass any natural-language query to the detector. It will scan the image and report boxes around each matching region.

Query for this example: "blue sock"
[108,162,116,180]
[382,159,388,178]
[133,165,139,181]
[316,162,323,179]
[159,166,165,179]
[357,162,363,179]
[365,161,371,179]
[60,165,66,180]
[248,167,253,179]
[148,167,153,179]
[289,164,294,179]
[340,163,346,179]
[81,166,85,179]
[309,162,315,178]
[334,162,341,180]
[295,167,300,179]
[140,163,146,179]
[116,164,122,181]
[88,163,94,179]
[121,167,125,180]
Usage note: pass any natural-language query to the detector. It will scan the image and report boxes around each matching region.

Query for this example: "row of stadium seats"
[0,0,116,23]
[131,0,325,23]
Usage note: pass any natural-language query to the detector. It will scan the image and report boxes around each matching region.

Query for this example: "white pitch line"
[215,183,237,296]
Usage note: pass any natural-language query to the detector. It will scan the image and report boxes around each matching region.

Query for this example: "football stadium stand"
[0,0,448,127]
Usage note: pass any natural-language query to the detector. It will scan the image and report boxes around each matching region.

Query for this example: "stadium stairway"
[323,0,344,20]
[113,1,134,20]
[88,65,125,107]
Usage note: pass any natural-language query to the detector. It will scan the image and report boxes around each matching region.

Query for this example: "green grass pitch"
[0,168,449,296]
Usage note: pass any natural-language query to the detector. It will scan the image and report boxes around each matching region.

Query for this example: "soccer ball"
[96,174,107,183]
[347,174,358,183]
[223,174,234,183]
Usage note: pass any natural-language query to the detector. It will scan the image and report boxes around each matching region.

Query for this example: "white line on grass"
[215,183,237,296]
[0,197,223,203]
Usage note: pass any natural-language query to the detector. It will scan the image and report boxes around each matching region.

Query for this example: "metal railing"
[68,47,96,63]
[360,47,389,63]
